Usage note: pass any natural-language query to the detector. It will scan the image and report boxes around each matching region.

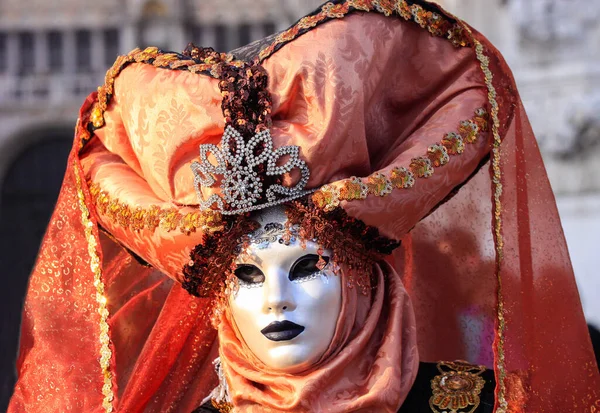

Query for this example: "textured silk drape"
[9,1,600,412]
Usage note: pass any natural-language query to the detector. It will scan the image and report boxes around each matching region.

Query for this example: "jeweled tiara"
[191,126,313,215]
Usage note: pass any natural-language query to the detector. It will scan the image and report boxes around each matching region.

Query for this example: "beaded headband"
[182,196,400,299]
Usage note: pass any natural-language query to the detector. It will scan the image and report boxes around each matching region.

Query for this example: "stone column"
[6,33,18,76]
[91,29,105,72]
[63,30,76,74]
[202,25,217,50]
[250,24,264,44]
[120,25,137,55]
[226,24,239,51]
[34,31,48,74]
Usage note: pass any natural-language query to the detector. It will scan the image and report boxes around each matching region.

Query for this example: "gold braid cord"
[74,164,115,413]
[461,24,508,412]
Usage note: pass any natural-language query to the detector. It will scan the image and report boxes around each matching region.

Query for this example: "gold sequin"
[74,164,114,413]
[339,176,369,200]
[367,173,393,196]
[88,183,224,235]
[390,167,415,189]
[427,144,450,167]
[410,157,434,178]
[211,399,234,412]
[311,184,340,212]
[441,132,465,155]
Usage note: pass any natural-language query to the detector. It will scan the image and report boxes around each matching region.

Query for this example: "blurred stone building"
[437,0,600,328]
[0,0,323,408]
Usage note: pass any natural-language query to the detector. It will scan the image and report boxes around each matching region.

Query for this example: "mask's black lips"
[261,320,305,342]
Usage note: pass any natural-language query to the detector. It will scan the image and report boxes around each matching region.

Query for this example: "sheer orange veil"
[9,1,600,412]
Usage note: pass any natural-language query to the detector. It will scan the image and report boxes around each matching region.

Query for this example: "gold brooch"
[429,360,486,413]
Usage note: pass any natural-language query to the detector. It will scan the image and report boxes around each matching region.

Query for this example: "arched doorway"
[0,133,71,410]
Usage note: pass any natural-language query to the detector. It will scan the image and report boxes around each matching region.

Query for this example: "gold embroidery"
[74,165,114,413]
[322,1,351,18]
[410,156,434,178]
[430,361,486,413]
[88,183,224,235]
[390,167,415,189]
[87,2,470,134]
[257,0,470,63]
[312,108,489,209]
[312,184,340,212]
[367,173,393,196]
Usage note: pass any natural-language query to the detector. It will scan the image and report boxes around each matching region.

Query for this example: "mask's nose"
[262,266,296,313]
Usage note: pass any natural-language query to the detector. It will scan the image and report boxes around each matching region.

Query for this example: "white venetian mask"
[228,207,342,373]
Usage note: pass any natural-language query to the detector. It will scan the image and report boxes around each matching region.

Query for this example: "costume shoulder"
[399,361,495,413]
[194,361,496,413]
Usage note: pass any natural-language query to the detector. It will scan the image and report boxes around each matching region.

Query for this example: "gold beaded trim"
[429,360,487,413]
[74,165,115,413]
[88,183,224,235]
[257,0,470,62]
[466,28,508,412]
[312,108,489,211]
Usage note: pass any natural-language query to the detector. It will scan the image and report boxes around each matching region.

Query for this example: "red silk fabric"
[9,3,600,412]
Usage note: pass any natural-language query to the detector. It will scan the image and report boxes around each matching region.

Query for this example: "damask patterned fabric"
[8,1,600,412]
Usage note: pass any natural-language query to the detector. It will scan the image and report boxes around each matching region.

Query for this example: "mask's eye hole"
[234,264,265,286]
[289,254,329,281]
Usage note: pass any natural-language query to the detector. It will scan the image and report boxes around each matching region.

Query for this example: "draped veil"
[9,1,600,412]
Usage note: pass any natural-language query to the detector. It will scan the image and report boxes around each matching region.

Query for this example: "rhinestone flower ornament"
[191,126,313,214]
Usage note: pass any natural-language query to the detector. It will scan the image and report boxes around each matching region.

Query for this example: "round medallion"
[445,374,472,391]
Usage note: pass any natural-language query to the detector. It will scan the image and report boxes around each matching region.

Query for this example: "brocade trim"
[312,108,489,211]
[88,183,224,235]
[429,360,486,413]
[256,0,470,62]
[74,166,115,413]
